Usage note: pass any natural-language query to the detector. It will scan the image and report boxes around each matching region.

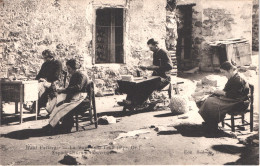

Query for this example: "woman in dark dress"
[43,59,89,133]
[199,61,249,132]
[31,49,62,114]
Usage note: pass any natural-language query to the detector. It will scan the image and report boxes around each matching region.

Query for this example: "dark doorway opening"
[176,4,195,71]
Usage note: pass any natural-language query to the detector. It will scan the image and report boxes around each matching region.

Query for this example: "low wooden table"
[117,76,161,111]
[0,80,38,125]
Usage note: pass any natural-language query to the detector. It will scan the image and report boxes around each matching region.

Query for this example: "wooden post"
[222,121,225,128]
[250,84,254,132]
[231,115,235,132]
[76,114,79,131]
[20,84,24,124]
[15,102,18,114]
[241,114,245,124]
[35,100,38,120]
[92,82,98,128]
[89,106,93,124]
[250,109,253,132]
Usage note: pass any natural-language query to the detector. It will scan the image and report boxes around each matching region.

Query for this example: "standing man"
[31,49,62,115]
[141,38,173,90]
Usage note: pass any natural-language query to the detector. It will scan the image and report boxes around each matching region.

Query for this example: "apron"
[47,92,88,127]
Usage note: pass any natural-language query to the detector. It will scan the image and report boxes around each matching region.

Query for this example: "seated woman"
[43,59,89,133]
[30,49,62,115]
[199,61,249,132]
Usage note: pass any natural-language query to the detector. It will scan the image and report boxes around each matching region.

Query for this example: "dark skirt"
[199,95,249,123]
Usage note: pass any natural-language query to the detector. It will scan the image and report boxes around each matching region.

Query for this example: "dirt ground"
[0,54,259,165]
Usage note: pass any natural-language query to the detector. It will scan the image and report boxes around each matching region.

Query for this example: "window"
[95,8,124,63]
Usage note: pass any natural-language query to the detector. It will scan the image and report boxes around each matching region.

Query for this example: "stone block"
[60,151,90,165]
[202,75,227,87]
[98,116,117,125]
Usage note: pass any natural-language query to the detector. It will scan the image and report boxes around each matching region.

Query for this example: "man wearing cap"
[31,49,62,115]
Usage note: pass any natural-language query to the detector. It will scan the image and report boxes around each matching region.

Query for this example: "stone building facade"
[186,0,253,71]
[0,0,172,93]
[0,0,255,92]
[252,0,259,51]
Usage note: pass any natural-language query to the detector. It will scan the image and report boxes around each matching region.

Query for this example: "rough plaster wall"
[0,0,91,79]
[126,0,166,67]
[252,0,259,51]
[142,0,166,48]
[0,0,168,92]
[198,0,252,71]
[127,0,146,65]
[166,0,178,51]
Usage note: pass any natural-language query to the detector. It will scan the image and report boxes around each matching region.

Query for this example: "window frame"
[92,7,126,65]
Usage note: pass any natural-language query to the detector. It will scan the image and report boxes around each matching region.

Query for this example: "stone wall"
[166,0,178,51]
[0,0,90,79]
[195,0,253,71]
[168,0,253,71]
[252,0,259,51]
[0,0,167,93]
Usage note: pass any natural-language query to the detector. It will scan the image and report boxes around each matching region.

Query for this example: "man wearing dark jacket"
[118,39,173,108]
[32,49,62,115]
[141,38,173,90]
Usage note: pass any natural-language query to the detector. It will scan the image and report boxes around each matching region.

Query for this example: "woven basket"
[169,95,189,114]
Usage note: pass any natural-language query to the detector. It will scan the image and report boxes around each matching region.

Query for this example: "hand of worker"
[139,66,147,70]
[57,88,65,94]
[43,82,52,88]
[39,78,47,82]
[213,89,225,96]
[146,65,159,70]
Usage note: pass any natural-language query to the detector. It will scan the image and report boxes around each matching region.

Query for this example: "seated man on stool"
[30,49,62,115]
[118,38,173,108]
[141,38,173,90]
